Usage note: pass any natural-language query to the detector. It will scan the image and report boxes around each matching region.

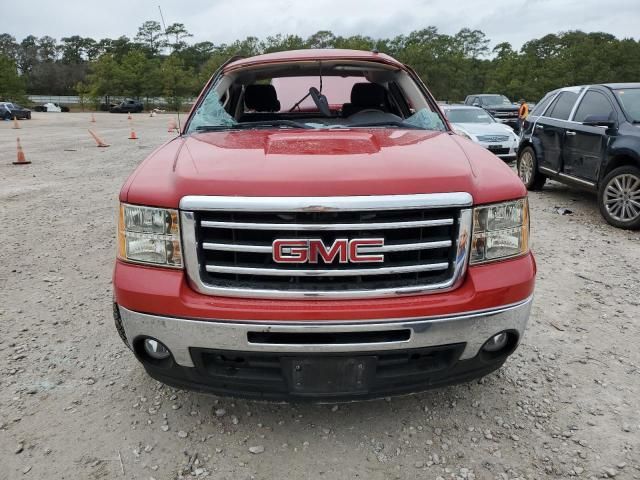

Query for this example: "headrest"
[350,83,386,108]
[245,84,281,112]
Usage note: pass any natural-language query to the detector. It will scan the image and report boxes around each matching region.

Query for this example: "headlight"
[117,204,182,268]
[470,198,529,264]
[453,128,473,140]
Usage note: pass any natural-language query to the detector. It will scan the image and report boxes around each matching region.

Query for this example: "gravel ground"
[1,112,639,480]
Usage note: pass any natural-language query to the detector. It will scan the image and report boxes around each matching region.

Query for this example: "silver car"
[443,105,519,161]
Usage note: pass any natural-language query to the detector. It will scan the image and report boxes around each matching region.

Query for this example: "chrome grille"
[180,194,473,299]
[492,111,519,119]
[477,135,510,142]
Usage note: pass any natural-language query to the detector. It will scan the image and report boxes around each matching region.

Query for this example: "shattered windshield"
[187,71,446,133]
[189,91,237,131]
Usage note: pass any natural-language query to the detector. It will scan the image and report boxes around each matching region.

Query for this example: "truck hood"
[122,128,525,207]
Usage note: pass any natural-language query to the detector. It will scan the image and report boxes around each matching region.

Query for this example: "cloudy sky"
[2,0,639,49]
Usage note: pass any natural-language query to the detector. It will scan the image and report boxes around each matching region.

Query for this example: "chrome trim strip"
[557,172,596,187]
[200,218,454,230]
[202,240,452,254]
[203,242,272,253]
[538,166,557,176]
[366,240,453,252]
[539,167,596,187]
[118,295,532,367]
[180,193,473,212]
[181,208,472,299]
[205,262,449,277]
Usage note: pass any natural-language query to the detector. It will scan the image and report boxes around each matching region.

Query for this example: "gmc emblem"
[273,239,385,264]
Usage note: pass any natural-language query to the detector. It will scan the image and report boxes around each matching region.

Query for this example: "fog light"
[143,338,170,360]
[482,332,508,352]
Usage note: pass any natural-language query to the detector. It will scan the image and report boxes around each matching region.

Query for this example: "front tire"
[517,146,546,190]
[598,165,640,229]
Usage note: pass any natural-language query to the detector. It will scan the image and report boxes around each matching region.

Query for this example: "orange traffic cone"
[12,116,20,129]
[13,137,31,165]
[90,113,96,123]
[88,129,109,147]
[167,118,177,132]
[128,128,138,140]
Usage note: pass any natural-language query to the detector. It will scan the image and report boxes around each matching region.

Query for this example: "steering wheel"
[347,108,386,120]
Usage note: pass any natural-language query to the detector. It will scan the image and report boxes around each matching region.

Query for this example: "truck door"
[563,90,615,183]
[534,91,579,173]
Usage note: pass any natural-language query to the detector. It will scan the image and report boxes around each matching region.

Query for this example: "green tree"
[454,28,490,59]
[333,35,376,50]
[135,21,167,56]
[179,41,215,70]
[117,49,162,100]
[17,35,39,74]
[99,36,133,61]
[5,23,632,103]
[60,35,92,63]
[0,55,25,101]
[306,30,336,48]
[165,23,193,52]
[0,34,18,60]
[161,54,195,110]
[37,36,58,62]
[86,53,123,99]
[261,34,306,53]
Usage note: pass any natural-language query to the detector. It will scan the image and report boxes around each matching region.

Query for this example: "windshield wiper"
[196,119,312,131]
[347,121,425,130]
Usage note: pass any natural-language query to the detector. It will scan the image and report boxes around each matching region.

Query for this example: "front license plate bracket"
[283,356,376,396]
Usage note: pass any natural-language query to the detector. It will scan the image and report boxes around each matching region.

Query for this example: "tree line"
[1,21,639,107]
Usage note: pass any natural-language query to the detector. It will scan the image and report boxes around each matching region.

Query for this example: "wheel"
[517,146,546,190]
[26,112,31,119]
[598,165,640,229]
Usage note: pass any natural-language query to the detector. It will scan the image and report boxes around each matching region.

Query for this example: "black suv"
[110,99,144,113]
[517,84,640,229]
[464,94,520,131]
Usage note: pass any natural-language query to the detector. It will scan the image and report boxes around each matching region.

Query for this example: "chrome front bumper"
[118,296,532,368]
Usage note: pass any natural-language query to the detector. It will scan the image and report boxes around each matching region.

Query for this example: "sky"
[2,0,639,49]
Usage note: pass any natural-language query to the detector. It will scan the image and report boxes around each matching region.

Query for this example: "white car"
[42,102,62,112]
[442,105,519,161]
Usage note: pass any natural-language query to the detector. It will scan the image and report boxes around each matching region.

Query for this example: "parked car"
[110,99,144,113]
[1,102,31,120]
[113,49,535,400]
[442,105,519,161]
[517,83,640,229]
[464,94,520,131]
[33,102,69,112]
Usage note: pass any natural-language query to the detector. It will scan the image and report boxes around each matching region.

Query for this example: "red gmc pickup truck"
[113,49,535,400]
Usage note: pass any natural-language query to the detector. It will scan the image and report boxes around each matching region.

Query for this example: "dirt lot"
[1,112,639,480]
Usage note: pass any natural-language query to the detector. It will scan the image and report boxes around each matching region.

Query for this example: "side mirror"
[582,114,616,129]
